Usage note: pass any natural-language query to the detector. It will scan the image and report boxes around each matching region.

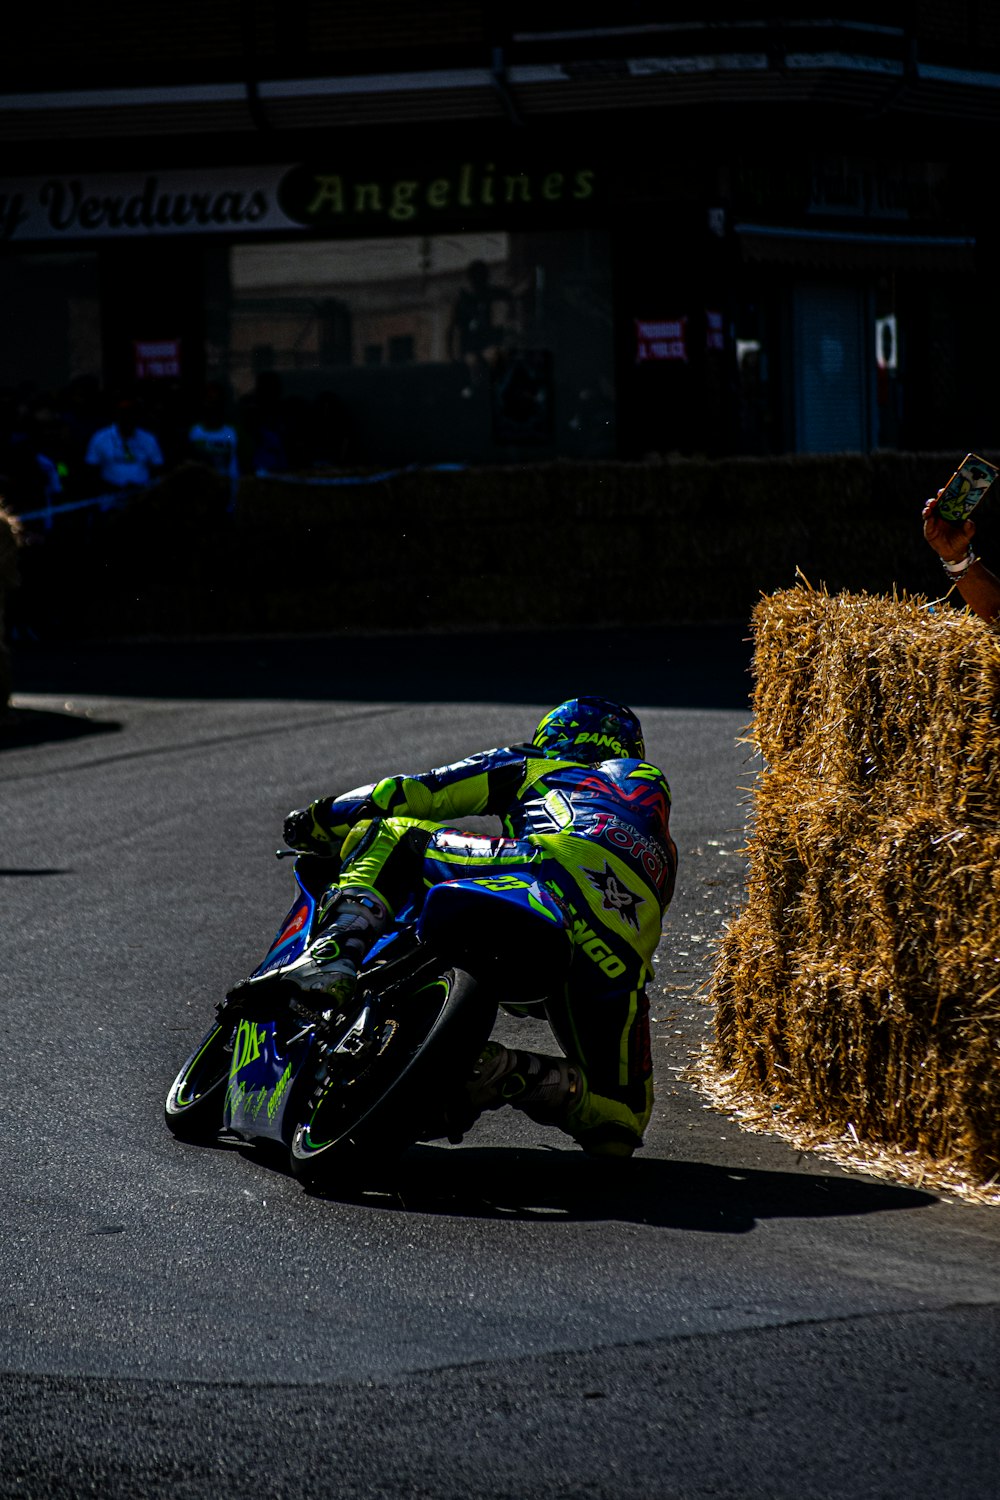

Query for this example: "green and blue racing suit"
[295,743,677,1154]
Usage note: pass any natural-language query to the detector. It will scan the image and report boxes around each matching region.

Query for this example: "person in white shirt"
[85,399,164,494]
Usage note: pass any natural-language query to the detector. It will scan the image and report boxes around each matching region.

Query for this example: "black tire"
[164,1017,234,1141]
[289,966,492,1194]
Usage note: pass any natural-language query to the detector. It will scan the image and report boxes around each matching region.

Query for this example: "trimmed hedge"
[11,452,993,638]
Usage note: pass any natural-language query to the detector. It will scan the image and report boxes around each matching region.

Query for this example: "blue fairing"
[252,869,318,978]
[223,1013,317,1143]
[417,875,571,1000]
[221,861,571,1144]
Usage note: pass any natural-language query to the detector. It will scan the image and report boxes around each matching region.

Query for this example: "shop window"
[219,230,614,467]
[0,251,100,394]
[792,283,873,454]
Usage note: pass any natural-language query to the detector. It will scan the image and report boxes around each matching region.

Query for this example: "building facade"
[3,4,999,470]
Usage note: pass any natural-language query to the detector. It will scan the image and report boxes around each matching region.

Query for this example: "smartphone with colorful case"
[936,452,1000,523]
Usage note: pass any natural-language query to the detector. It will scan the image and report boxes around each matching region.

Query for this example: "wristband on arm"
[941,549,978,578]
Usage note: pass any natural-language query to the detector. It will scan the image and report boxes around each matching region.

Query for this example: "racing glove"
[283,802,339,855]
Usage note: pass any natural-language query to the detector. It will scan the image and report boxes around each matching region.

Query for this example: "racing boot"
[462,1045,640,1157]
[464,1041,580,1123]
[284,887,390,1016]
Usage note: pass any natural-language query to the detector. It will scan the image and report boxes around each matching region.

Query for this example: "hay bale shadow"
[0,706,123,750]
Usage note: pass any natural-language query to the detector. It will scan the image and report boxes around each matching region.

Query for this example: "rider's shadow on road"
[345,1146,937,1233]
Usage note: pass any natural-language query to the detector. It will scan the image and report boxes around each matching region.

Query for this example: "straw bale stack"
[707,583,1000,1196]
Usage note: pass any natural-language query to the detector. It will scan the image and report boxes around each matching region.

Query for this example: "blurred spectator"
[189,382,240,506]
[27,393,72,513]
[33,449,63,517]
[448,258,515,395]
[85,397,164,496]
[237,371,291,475]
[0,389,68,516]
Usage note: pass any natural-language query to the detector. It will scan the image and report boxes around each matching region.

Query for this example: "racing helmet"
[532,696,645,763]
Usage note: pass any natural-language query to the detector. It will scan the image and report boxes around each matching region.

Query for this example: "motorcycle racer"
[282,697,678,1158]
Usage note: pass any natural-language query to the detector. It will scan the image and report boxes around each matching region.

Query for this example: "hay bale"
[706,583,1000,1198]
[751,587,1000,817]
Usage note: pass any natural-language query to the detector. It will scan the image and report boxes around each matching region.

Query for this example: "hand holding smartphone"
[934,452,1000,523]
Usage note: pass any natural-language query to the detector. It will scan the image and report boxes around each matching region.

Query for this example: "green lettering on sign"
[279,162,599,232]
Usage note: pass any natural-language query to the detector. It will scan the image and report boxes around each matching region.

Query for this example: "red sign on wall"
[635,318,687,363]
[134,339,181,379]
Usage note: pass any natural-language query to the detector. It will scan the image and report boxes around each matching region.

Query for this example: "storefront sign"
[134,339,181,379]
[706,309,725,351]
[0,166,297,242]
[277,161,597,231]
[635,318,688,363]
[0,160,599,243]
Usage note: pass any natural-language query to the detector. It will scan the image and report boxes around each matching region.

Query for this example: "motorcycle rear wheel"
[164,1018,233,1141]
[289,965,490,1194]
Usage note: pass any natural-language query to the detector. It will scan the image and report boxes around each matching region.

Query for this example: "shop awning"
[735,222,976,272]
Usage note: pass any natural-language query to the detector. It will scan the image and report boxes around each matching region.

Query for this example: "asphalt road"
[2,629,998,1499]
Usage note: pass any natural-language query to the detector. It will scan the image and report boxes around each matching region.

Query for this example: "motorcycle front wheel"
[289,965,491,1194]
[164,1017,234,1140]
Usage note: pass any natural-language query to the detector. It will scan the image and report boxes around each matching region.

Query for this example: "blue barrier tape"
[15,492,125,526]
[14,462,468,526]
[254,463,467,486]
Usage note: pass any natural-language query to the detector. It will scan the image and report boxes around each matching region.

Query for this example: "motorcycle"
[164,847,573,1194]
